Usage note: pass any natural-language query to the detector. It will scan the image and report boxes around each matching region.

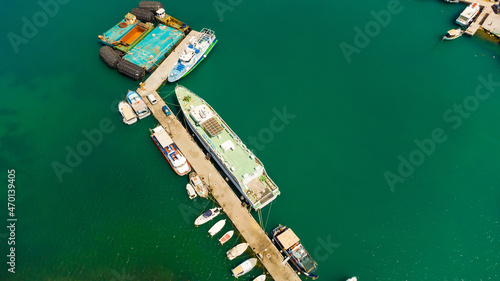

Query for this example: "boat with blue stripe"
[167,28,217,82]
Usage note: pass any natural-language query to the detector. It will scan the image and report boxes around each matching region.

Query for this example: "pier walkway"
[135,31,301,281]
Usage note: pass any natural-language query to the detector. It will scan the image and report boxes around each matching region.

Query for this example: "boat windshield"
[459,15,469,21]
[203,210,213,217]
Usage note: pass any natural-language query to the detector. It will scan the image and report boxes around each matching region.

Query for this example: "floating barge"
[98,13,154,53]
[123,24,185,72]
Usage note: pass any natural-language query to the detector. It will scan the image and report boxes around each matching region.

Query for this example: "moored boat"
[194,207,221,226]
[118,101,137,125]
[219,230,234,245]
[150,125,191,176]
[126,90,150,119]
[272,225,319,279]
[253,275,266,281]
[231,258,257,278]
[442,28,463,40]
[186,183,197,199]
[456,2,480,26]
[167,29,217,82]
[176,86,280,210]
[189,172,208,198]
[346,277,358,281]
[227,243,249,260]
[208,219,226,237]
[444,0,459,3]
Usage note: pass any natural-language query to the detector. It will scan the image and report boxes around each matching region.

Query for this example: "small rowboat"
[442,28,463,40]
[208,219,226,237]
[227,243,249,260]
[219,230,234,245]
[253,274,266,281]
[186,183,197,199]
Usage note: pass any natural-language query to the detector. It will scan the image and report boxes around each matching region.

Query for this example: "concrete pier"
[135,31,302,281]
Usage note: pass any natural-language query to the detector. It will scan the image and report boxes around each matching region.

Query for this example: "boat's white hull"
[194,207,221,226]
[208,219,226,236]
[227,243,249,260]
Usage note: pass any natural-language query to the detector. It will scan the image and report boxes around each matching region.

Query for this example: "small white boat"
[444,0,458,3]
[186,183,197,199]
[118,101,137,125]
[227,243,249,260]
[253,274,266,281]
[232,258,257,278]
[189,172,208,198]
[208,219,226,236]
[194,207,221,226]
[219,230,234,245]
[346,277,358,281]
[442,28,463,40]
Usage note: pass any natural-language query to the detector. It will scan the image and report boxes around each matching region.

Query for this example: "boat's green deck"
[176,87,260,188]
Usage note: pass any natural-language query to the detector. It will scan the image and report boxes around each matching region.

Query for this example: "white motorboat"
[232,258,257,278]
[346,277,358,281]
[253,274,266,281]
[208,219,226,236]
[186,183,197,199]
[194,207,221,226]
[227,243,249,260]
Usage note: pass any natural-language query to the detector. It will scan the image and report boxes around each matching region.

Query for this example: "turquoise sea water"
[1,0,500,280]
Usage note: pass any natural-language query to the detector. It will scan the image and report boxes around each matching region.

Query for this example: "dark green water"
[1,0,500,280]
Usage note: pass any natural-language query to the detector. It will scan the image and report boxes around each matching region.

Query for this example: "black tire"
[138,1,163,13]
[99,46,120,69]
[117,60,145,81]
[130,8,155,23]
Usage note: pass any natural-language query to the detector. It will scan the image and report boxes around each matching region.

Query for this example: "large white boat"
[231,258,257,278]
[194,207,221,226]
[126,90,150,119]
[118,101,137,125]
[167,29,217,82]
[150,126,191,176]
[176,85,280,210]
[456,2,480,26]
